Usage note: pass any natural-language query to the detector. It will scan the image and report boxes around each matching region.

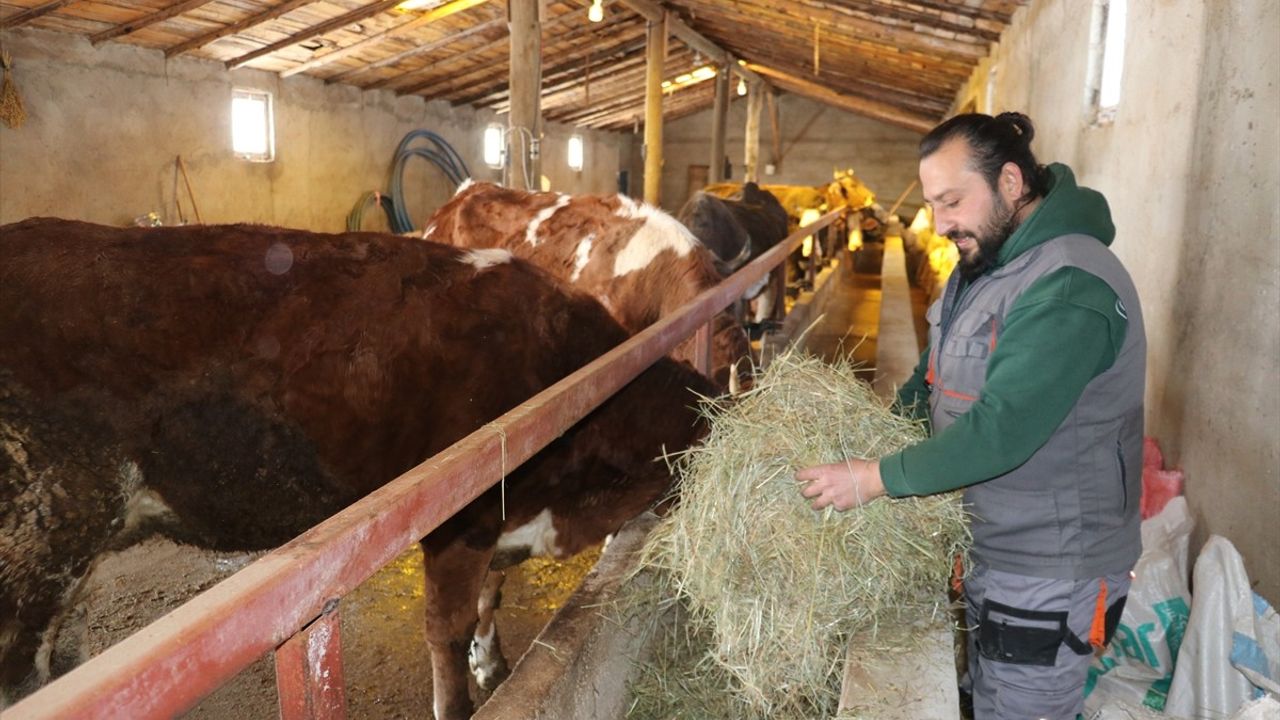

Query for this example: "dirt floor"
[53,537,597,719]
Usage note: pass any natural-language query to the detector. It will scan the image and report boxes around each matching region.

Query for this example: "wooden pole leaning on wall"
[507,0,542,190]
[708,66,729,183]
[743,80,763,183]
[642,11,667,205]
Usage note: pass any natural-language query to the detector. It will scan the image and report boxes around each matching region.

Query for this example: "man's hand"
[795,458,885,511]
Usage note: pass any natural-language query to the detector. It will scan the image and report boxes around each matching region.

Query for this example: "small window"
[483,124,505,169]
[231,89,274,162]
[1086,0,1127,124]
[567,135,584,172]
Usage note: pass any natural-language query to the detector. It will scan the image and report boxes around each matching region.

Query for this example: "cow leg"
[468,570,510,692]
[420,534,496,720]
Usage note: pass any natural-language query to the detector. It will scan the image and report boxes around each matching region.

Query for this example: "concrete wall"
[0,28,630,232]
[953,0,1280,601]
[657,91,925,216]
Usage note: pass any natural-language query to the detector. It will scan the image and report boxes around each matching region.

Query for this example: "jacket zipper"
[1116,438,1128,511]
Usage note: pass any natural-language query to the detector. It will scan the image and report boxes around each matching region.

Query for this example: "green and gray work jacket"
[881,164,1146,581]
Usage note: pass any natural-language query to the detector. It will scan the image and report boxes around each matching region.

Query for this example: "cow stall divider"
[4,210,843,720]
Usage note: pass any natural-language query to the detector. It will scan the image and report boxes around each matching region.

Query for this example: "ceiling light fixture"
[588,0,604,23]
[737,76,747,96]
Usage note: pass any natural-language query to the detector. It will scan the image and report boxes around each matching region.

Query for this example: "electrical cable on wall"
[506,125,538,191]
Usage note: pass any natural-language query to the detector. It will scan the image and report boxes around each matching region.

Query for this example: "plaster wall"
[954,0,1280,601]
[0,28,628,231]
[658,92,925,216]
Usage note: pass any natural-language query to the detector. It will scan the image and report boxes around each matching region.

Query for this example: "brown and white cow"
[423,181,752,389]
[0,218,716,719]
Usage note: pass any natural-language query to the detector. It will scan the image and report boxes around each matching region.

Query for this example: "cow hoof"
[468,638,509,692]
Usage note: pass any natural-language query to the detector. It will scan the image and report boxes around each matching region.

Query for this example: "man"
[795,112,1145,719]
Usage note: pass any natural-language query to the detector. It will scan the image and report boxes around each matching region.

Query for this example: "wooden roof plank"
[223,0,403,69]
[323,15,500,83]
[743,61,937,133]
[89,0,218,44]
[164,0,316,57]
[1,0,83,29]
[279,0,488,77]
[391,11,642,96]
[455,29,653,106]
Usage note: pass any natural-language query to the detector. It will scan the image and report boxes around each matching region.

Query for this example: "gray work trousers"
[964,561,1131,720]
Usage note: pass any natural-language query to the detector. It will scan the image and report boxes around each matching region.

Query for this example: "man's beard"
[949,192,1019,282]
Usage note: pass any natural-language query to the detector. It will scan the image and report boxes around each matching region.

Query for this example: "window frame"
[231,88,275,163]
[567,134,584,172]
[1085,0,1127,126]
[482,124,505,169]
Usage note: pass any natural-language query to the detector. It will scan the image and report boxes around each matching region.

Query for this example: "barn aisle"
[798,237,929,396]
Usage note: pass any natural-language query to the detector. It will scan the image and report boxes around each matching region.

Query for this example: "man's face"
[920,139,1018,281]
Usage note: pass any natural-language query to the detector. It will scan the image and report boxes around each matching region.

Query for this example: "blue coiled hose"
[349,130,472,235]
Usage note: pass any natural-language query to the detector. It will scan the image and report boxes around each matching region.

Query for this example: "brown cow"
[423,181,751,389]
[0,218,715,719]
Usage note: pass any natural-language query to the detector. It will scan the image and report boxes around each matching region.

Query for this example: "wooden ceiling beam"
[451,35,661,106]
[164,0,315,57]
[743,62,937,133]
[280,0,489,78]
[90,0,220,45]
[619,0,764,86]
[467,30,656,107]
[872,0,1016,24]
[554,56,702,124]
[739,42,959,106]
[223,0,403,70]
[822,0,1003,43]
[397,15,645,97]
[545,60,684,122]
[678,0,989,62]
[585,81,714,129]
[378,7,633,93]
[1,0,82,29]
[324,16,502,85]
[754,56,950,116]
[686,11,969,88]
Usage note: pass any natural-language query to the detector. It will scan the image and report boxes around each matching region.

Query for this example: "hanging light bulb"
[588,0,604,23]
[737,76,747,96]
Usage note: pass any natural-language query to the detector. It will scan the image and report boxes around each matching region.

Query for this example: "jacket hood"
[997,163,1115,266]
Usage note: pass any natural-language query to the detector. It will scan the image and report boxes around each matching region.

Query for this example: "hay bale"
[628,350,969,718]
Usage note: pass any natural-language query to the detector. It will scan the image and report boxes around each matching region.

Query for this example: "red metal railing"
[4,211,842,720]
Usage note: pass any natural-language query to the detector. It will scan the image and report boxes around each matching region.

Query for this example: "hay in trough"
[627,350,969,718]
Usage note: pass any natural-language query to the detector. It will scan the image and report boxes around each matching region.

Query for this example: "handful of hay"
[628,351,969,718]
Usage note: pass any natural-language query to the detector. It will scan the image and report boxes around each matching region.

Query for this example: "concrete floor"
[800,241,930,388]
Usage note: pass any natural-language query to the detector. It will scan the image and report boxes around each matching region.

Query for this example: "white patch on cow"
[570,233,595,282]
[524,195,571,246]
[459,248,513,271]
[612,211,700,278]
[119,461,177,536]
[454,177,475,195]
[754,283,777,324]
[468,624,500,688]
[496,508,560,558]
[743,275,769,301]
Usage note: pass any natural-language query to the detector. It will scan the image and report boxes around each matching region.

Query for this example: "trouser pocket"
[978,599,1070,667]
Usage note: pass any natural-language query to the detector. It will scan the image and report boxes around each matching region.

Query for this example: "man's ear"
[1000,161,1024,203]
